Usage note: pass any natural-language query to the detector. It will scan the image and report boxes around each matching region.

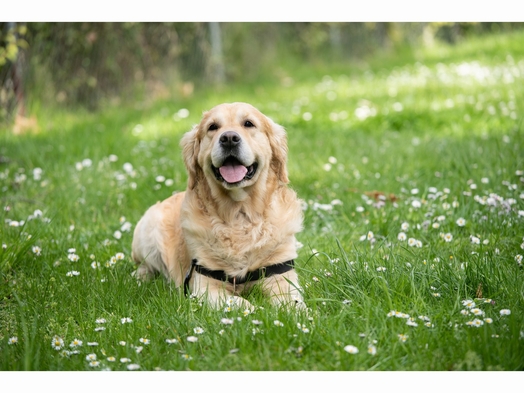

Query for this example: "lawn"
[1,30,524,372]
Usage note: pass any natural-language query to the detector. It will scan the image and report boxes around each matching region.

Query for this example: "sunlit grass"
[1,31,524,371]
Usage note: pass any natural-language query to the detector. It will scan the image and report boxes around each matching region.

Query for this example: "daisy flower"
[127,364,140,371]
[107,356,116,362]
[274,320,284,327]
[398,334,408,342]
[251,320,263,326]
[460,309,469,316]
[470,308,484,316]
[181,354,192,360]
[220,318,234,325]
[500,309,511,316]
[66,271,80,277]
[32,246,42,255]
[120,358,131,363]
[376,266,387,272]
[408,238,417,247]
[462,299,476,309]
[225,297,239,307]
[193,327,205,334]
[443,233,453,242]
[367,231,374,241]
[67,253,80,262]
[85,353,97,361]
[397,232,407,241]
[343,345,359,354]
[139,337,150,344]
[121,317,133,324]
[406,319,418,327]
[87,342,98,346]
[456,218,466,227]
[484,318,493,324]
[411,200,421,209]
[69,338,83,348]
[89,361,100,368]
[115,252,125,260]
[467,319,484,327]
[51,336,64,351]
[470,236,480,245]
[94,327,106,332]
[367,345,377,356]
[8,336,18,345]
[401,222,409,231]
[119,341,126,346]
[186,336,198,343]
[165,338,178,344]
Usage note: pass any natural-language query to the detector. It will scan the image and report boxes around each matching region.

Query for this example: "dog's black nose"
[219,131,241,148]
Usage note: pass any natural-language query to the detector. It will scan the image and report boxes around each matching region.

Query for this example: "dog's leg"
[261,270,306,310]
[190,273,254,311]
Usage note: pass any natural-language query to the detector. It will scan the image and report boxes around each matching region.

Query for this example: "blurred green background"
[2,22,523,122]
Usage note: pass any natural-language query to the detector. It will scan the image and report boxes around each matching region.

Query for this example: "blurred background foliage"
[1,22,523,124]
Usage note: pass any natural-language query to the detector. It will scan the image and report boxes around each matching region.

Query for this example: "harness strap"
[183,259,295,296]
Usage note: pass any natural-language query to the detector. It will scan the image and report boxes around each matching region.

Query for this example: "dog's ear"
[267,119,289,184]
[180,125,201,189]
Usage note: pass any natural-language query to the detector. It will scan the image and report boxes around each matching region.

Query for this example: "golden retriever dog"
[131,102,304,310]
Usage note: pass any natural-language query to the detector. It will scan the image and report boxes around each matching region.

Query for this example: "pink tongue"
[219,163,248,183]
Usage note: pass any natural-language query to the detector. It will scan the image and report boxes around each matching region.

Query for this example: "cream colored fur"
[132,102,304,309]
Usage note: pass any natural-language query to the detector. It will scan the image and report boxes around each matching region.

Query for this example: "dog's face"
[181,103,289,195]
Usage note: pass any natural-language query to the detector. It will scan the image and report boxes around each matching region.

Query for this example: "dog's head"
[181,103,289,197]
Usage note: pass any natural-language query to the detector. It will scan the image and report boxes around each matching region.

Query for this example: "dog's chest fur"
[181,189,302,276]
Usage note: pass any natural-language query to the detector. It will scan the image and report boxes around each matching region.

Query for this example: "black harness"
[183,258,295,296]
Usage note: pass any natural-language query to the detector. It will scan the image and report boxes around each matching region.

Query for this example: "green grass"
[1,30,524,371]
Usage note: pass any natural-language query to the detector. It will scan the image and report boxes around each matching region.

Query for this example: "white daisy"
[456,218,466,227]
[51,336,64,351]
[344,345,359,354]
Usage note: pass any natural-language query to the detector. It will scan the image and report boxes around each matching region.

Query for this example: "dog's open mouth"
[212,157,258,185]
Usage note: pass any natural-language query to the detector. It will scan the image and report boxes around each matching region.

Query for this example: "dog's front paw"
[132,264,157,283]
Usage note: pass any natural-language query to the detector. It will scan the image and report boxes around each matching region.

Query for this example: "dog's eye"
[244,120,255,128]
[208,123,219,132]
